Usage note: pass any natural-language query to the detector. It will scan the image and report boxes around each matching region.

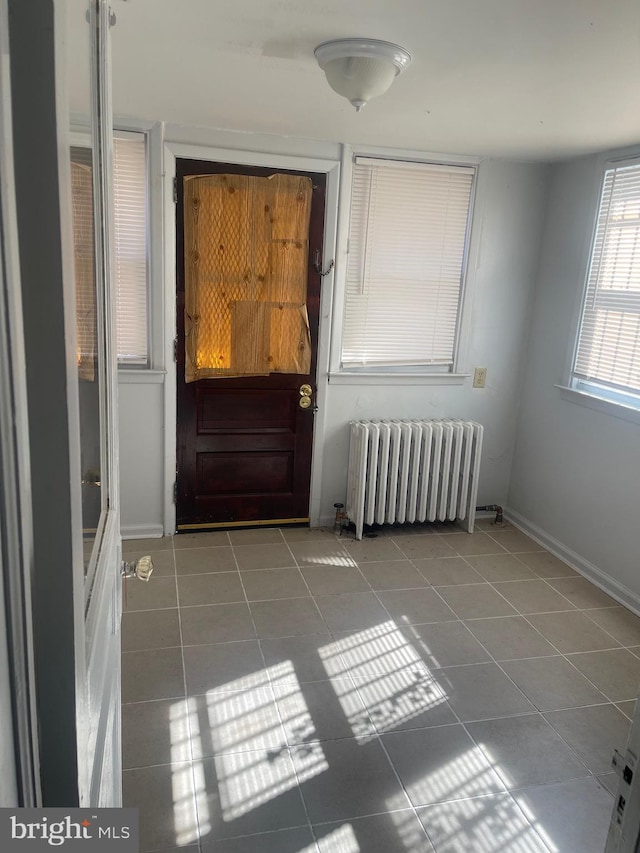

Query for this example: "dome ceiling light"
[314,38,412,112]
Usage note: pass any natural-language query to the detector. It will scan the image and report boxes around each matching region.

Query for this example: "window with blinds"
[341,157,475,370]
[572,160,640,408]
[113,133,148,366]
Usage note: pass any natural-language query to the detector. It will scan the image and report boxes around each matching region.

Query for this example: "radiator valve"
[333,503,348,536]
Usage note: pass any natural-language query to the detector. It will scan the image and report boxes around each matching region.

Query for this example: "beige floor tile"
[251,597,329,638]
[174,546,237,575]
[173,531,229,549]
[196,750,308,839]
[513,777,613,853]
[124,576,177,612]
[329,625,432,681]
[598,772,619,796]
[491,579,575,615]
[436,584,517,619]
[300,564,370,595]
[316,813,435,853]
[465,616,557,661]
[567,649,640,702]
[544,704,631,773]
[189,687,286,757]
[122,698,192,768]
[414,556,482,586]
[432,662,535,721]
[440,532,507,557]
[232,543,296,571]
[382,725,504,805]
[526,610,622,653]
[500,656,606,711]
[585,606,640,646]
[123,536,173,554]
[464,553,536,582]
[122,608,181,652]
[290,736,410,823]
[121,647,185,703]
[180,602,256,645]
[486,530,542,553]
[178,572,245,607]
[616,699,637,720]
[343,537,407,563]
[547,576,618,609]
[208,827,318,853]
[241,567,310,600]
[516,551,578,578]
[417,793,549,853]
[260,634,343,684]
[466,714,589,788]
[274,677,375,742]
[315,592,389,632]
[355,668,457,733]
[227,528,284,545]
[378,588,457,624]
[123,762,198,852]
[281,526,339,542]
[389,535,457,560]
[289,540,356,568]
[400,621,491,667]
[183,640,267,695]
[358,560,429,590]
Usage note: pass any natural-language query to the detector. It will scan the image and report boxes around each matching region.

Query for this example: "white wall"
[118,124,550,537]
[118,378,165,538]
[508,150,640,610]
[317,159,549,524]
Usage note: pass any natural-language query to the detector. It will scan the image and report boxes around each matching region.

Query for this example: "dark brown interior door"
[176,159,326,529]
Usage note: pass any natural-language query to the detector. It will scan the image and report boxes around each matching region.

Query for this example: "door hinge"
[173,480,177,504]
[173,177,178,204]
[173,336,178,362]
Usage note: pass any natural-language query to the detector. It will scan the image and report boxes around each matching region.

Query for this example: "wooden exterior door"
[176,159,326,529]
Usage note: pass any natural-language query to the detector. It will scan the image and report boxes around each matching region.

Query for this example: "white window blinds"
[341,157,475,369]
[573,161,640,403]
[113,134,148,365]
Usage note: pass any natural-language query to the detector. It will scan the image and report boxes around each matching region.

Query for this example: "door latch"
[121,555,154,582]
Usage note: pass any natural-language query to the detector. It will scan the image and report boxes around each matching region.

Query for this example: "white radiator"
[346,419,483,540]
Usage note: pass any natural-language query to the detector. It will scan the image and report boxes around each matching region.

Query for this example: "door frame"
[162,142,340,534]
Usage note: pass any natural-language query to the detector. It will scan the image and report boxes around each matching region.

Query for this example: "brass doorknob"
[299,384,312,396]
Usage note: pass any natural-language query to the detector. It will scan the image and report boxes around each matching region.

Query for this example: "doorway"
[175,158,326,530]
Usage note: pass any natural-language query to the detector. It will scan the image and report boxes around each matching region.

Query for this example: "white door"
[62,0,122,806]
[5,0,122,806]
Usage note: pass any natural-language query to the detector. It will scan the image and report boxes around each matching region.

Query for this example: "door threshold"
[177,517,310,531]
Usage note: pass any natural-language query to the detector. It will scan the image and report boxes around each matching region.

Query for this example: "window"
[112,132,148,366]
[571,159,640,410]
[341,157,475,371]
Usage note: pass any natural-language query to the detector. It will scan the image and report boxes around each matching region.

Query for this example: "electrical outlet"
[473,367,487,388]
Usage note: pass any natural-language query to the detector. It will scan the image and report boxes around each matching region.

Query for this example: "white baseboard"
[506,508,640,617]
[121,523,165,541]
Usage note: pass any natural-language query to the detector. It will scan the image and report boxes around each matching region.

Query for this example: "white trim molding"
[162,138,341,534]
[121,523,165,541]
[506,508,640,616]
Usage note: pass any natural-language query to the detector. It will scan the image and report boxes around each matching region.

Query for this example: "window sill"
[329,372,470,386]
[555,384,640,427]
[117,369,165,385]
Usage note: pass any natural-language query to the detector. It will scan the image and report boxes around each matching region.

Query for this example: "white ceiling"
[100,0,640,161]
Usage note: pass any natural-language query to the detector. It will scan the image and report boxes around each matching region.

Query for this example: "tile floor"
[121,520,640,853]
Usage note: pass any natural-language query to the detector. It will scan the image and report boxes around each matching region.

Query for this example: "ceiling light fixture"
[314,38,412,112]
